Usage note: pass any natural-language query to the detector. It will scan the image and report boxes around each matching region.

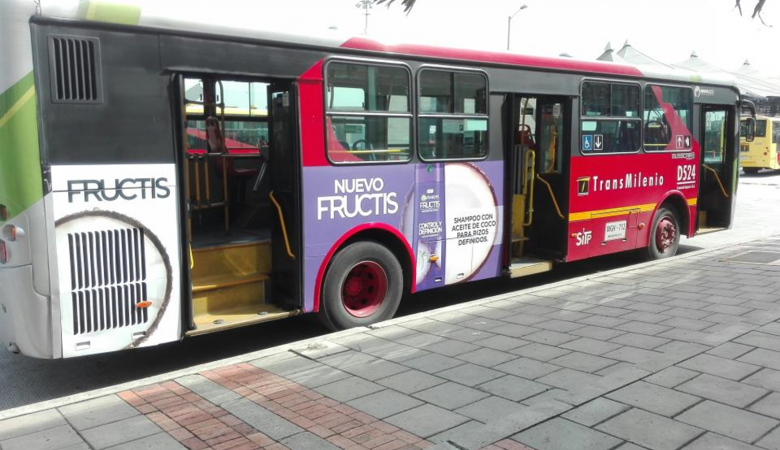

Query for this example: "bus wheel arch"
[316,226,414,331]
[643,195,687,260]
[658,193,690,238]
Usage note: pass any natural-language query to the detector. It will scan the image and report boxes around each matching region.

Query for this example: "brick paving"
[3,236,780,450]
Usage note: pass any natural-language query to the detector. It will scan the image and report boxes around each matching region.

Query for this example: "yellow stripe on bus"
[570,198,699,222]
[0,87,34,129]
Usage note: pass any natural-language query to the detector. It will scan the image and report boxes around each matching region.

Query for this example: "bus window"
[755,119,768,138]
[418,69,488,160]
[538,102,563,173]
[580,81,640,154]
[216,81,269,117]
[774,122,779,144]
[644,85,693,151]
[704,110,727,168]
[325,62,412,163]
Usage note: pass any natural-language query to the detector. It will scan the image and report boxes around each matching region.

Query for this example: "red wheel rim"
[655,217,677,254]
[341,261,388,318]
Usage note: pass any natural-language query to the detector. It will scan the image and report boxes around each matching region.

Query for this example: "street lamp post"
[507,4,528,51]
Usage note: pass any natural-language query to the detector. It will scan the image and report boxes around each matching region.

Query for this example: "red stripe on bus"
[300,61,329,167]
[340,37,645,77]
[313,223,416,313]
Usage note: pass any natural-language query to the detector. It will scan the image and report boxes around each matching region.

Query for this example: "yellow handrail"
[269,191,296,259]
[523,150,536,226]
[536,175,565,220]
[702,164,729,199]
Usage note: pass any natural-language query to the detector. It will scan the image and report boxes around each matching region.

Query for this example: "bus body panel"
[302,161,505,313]
[567,152,698,262]
[0,0,55,358]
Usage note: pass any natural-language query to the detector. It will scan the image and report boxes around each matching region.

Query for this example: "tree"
[376,0,769,25]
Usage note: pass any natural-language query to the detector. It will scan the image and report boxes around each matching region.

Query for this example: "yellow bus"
[741,116,780,173]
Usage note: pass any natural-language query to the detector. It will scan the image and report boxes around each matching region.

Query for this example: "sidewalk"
[3,236,780,450]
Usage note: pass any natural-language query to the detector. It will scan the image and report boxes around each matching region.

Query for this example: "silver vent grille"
[68,229,148,335]
[49,36,102,103]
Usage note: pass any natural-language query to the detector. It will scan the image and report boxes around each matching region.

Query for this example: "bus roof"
[34,1,738,90]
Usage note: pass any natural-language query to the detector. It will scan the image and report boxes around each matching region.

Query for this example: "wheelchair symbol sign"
[582,135,594,151]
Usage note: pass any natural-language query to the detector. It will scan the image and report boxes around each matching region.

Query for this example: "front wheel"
[319,241,404,331]
[643,206,681,260]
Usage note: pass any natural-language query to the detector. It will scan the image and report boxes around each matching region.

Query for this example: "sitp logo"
[575,229,592,246]
[577,177,590,196]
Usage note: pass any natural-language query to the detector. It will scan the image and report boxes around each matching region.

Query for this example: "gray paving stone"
[473,335,529,352]
[596,408,703,450]
[749,392,780,419]
[515,418,622,450]
[402,353,466,373]
[757,425,780,450]
[706,342,755,359]
[0,409,66,442]
[104,432,185,450]
[82,415,161,449]
[385,404,469,438]
[621,311,671,324]
[606,381,700,417]
[655,341,710,359]
[743,368,780,391]
[549,352,617,373]
[645,366,700,388]
[660,317,714,331]
[456,348,517,367]
[682,432,758,450]
[534,319,586,333]
[490,324,539,338]
[614,444,647,450]
[377,369,446,394]
[577,317,631,330]
[521,389,573,408]
[739,348,780,370]
[455,396,528,423]
[678,354,761,381]
[562,397,630,427]
[524,330,577,346]
[222,398,302,440]
[584,305,632,317]
[545,309,592,322]
[437,363,504,387]
[60,444,91,450]
[369,344,432,362]
[441,328,496,343]
[428,420,484,444]
[609,333,670,350]
[286,365,352,388]
[509,343,571,361]
[318,350,379,368]
[615,321,671,336]
[663,307,713,320]
[502,313,549,326]
[535,368,600,391]
[736,331,780,352]
[315,376,384,402]
[493,357,561,380]
[677,400,778,443]
[0,424,83,450]
[395,332,447,348]
[175,374,241,406]
[677,374,768,408]
[346,390,423,419]
[251,354,321,376]
[560,337,623,356]
[281,432,340,450]
[477,375,550,402]
[341,359,410,381]
[423,339,481,357]
[59,395,139,431]
[413,382,490,410]
[758,322,780,336]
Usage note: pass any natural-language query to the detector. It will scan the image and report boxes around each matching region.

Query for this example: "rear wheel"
[743,167,761,174]
[319,241,403,331]
[643,206,681,260]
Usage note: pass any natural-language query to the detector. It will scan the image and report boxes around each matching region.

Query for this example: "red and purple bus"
[0,0,753,358]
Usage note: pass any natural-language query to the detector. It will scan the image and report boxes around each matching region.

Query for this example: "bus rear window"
[756,120,768,138]
[644,85,693,151]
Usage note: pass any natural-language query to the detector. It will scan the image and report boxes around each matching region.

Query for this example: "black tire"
[743,167,761,174]
[642,206,681,260]
[318,241,404,331]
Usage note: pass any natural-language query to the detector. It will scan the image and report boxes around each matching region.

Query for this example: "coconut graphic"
[444,163,499,284]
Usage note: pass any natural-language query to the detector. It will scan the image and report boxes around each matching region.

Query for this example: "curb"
[1,231,776,421]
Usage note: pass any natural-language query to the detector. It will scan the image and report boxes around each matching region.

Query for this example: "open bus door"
[697,102,746,232]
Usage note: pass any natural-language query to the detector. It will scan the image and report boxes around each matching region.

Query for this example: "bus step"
[508,257,553,278]
[188,305,300,336]
[511,234,530,243]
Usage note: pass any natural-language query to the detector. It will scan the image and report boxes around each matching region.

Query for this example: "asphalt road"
[2,171,780,412]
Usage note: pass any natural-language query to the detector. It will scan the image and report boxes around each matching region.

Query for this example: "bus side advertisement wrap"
[303,161,505,313]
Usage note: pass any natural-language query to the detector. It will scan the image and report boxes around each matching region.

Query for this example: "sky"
[239,0,780,77]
